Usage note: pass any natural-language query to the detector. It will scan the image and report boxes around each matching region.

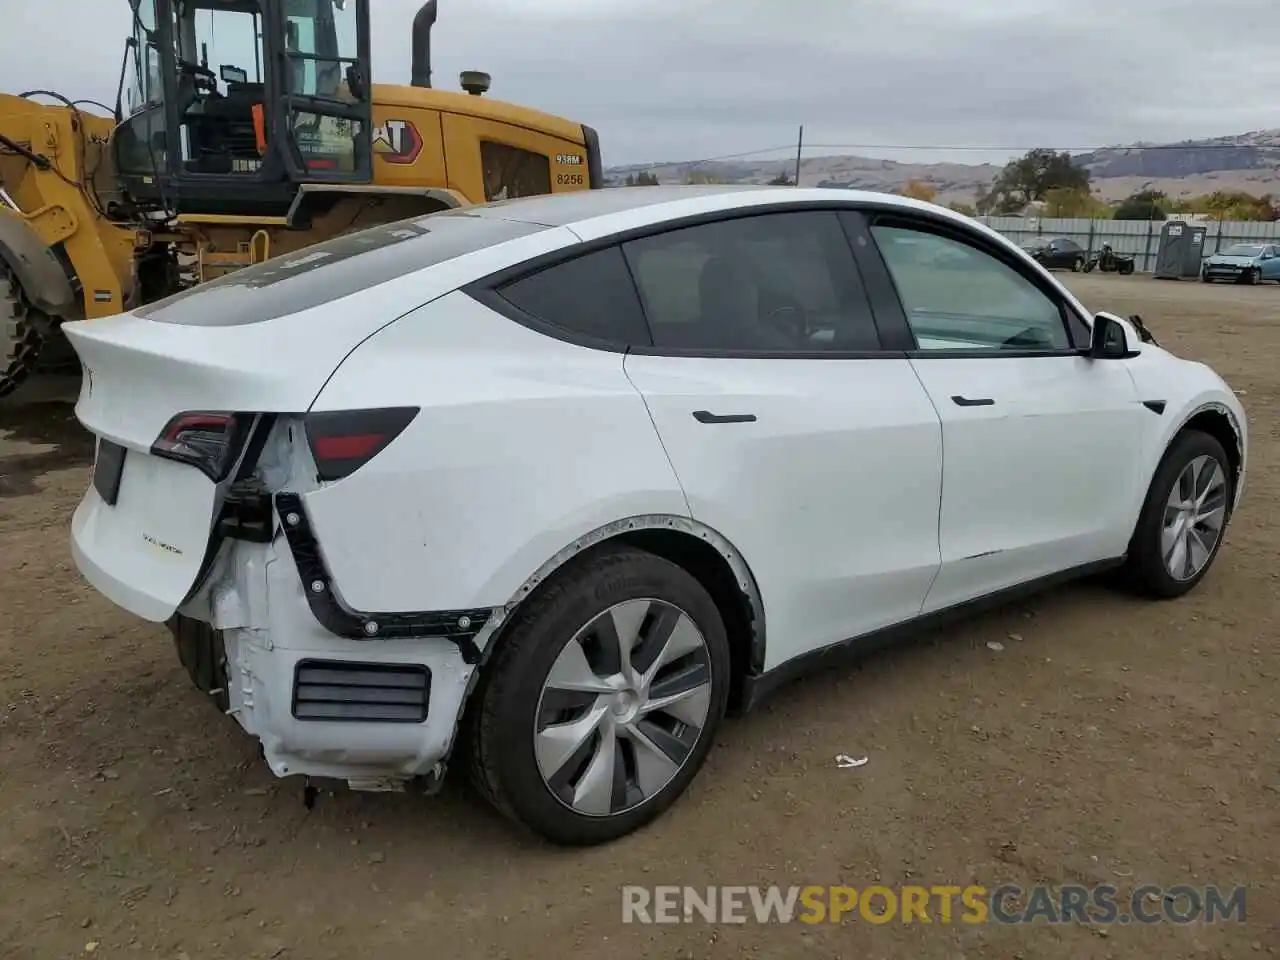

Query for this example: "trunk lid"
[62,212,572,622]
[65,309,364,622]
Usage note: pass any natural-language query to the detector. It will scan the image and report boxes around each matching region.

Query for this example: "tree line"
[898,148,1280,222]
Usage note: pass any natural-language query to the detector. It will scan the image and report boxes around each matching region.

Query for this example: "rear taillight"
[151,411,249,482]
[303,407,418,482]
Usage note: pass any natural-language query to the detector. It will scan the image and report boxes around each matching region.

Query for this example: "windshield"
[1221,244,1265,258]
[1020,238,1049,249]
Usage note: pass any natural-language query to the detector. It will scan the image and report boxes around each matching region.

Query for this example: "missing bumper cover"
[273,492,495,662]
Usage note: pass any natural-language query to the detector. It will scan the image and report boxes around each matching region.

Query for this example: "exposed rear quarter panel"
[303,290,690,611]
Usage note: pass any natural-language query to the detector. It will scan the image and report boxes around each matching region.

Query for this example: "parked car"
[1200,243,1280,284]
[1020,235,1087,271]
[66,186,1248,846]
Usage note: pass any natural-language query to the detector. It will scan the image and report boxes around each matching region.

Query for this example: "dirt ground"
[0,274,1276,959]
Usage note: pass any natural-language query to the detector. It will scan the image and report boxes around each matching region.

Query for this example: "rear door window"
[621,211,883,353]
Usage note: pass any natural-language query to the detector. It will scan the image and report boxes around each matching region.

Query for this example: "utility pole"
[793,125,804,186]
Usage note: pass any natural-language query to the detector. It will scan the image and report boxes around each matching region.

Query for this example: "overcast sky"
[3,0,1278,168]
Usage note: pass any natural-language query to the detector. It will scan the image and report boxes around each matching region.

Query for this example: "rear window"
[137,210,550,327]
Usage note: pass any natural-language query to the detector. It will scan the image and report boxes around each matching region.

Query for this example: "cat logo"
[372,119,424,165]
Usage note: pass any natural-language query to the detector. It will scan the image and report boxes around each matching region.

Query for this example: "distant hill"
[605,130,1280,205]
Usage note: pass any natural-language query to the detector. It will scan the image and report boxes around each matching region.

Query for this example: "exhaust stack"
[410,0,437,88]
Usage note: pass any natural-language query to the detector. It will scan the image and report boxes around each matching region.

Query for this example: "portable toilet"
[1184,225,1208,277]
[1154,221,1189,279]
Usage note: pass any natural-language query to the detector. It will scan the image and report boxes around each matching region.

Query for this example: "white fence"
[976,217,1280,274]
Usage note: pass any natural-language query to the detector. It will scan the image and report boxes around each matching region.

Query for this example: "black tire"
[1072,256,1084,272]
[465,545,731,846]
[168,615,231,712]
[1119,261,1135,276]
[0,266,45,400]
[1120,430,1234,599]
[1246,267,1261,285]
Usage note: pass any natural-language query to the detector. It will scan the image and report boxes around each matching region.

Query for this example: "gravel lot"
[1,274,1276,959]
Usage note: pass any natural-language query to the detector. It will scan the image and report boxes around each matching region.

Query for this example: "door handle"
[692,410,757,424]
[951,395,994,407]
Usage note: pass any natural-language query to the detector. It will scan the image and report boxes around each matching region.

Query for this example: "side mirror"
[1089,312,1133,359]
[220,65,248,85]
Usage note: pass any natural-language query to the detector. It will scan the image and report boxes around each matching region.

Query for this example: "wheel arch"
[1127,398,1246,550]
[1174,403,1245,509]
[481,514,767,714]
[0,207,77,316]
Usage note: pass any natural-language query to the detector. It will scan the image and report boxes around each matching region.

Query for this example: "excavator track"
[0,261,47,400]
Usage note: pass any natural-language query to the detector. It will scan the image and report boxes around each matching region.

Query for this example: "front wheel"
[1120,430,1233,599]
[466,546,731,846]
[1082,259,1095,273]
[1246,267,1261,285]
[1072,256,1084,272]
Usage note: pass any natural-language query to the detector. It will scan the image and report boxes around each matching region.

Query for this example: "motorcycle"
[1082,244,1136,275]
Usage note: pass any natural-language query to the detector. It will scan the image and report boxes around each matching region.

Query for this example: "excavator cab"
[114,0,374,216]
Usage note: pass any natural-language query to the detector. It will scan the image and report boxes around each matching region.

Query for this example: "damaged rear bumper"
[173,494,505,790]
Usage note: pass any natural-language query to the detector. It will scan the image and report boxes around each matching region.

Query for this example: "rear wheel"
[0,263,47,400]
[1072,255,1084,272]
[466,546,730,846]
[1120,430,1233,599]
[168,615,231,713]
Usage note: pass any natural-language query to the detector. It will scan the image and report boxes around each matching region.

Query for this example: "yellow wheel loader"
[0,0,602,398]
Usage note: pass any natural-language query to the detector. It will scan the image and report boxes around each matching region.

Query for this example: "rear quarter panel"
[302,290,690,611]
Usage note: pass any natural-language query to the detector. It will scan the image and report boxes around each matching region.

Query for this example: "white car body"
[65,186,1247,841]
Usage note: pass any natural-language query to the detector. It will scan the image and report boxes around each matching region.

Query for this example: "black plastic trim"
[1143,400,1167,415]
[292,658,431,724]
[738,556,1125,713]
[582,124,604,189]
[951,395,994,407]
[180,413,277,608]
[218,481,275,543]
[274,492,494,661]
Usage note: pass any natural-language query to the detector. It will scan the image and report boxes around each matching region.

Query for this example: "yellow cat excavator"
[0,0,602,398]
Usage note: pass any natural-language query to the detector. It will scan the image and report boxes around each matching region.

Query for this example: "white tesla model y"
[65,186,1247,846]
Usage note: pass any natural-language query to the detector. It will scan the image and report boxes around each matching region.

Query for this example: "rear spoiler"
[582,124,603,189]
